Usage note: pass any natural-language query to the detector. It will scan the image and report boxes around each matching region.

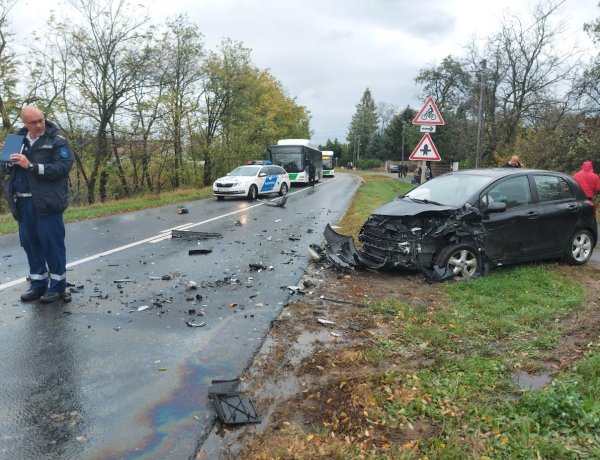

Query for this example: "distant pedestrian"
[573,161,600,199]
[502,155,524,168]
[1,105,74,303]
[307,161,316,187]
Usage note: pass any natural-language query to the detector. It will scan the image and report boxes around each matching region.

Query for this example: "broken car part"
[208,378,261,425]
[171,230,223,240]
[261,195,288,207]
[189,248,213,255]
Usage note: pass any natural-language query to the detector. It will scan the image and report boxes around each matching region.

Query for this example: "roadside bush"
[356,159,380,170]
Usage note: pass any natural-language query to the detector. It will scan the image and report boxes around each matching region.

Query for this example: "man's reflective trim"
[38,163,44,174]
[49,272,67,281]
[29,272,48,280]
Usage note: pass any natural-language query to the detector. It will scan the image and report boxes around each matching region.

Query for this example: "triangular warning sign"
[412,96,445,126]
[409,134,441,161]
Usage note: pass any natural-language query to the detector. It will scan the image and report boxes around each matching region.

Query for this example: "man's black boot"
[20,289,45,301]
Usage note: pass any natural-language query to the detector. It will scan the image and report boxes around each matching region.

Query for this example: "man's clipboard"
[0,134,24,161]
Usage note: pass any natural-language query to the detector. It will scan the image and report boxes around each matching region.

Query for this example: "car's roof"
[446,168,567,178]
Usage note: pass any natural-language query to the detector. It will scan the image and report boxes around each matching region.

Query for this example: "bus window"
[266,140,323,184]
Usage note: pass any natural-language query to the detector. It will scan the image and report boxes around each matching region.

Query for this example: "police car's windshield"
[228,166,260,177]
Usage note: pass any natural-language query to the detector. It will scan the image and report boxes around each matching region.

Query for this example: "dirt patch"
[198,262,600,459]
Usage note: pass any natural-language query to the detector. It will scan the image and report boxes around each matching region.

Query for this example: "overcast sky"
[13,0,599,145]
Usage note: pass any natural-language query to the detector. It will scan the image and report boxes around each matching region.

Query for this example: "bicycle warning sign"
[412,96,445,126]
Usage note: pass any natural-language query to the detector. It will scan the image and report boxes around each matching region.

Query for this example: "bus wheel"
[279,183,288,196]
[247,185,258,201]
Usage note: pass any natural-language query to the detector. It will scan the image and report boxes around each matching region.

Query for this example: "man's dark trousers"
[17,197,66,294]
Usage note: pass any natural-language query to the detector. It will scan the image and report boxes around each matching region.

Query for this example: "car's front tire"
[435,243,483,280]
[247,185,258,201]
[216,196,224,201]
[279,183,288,196]
[563,229,594,265]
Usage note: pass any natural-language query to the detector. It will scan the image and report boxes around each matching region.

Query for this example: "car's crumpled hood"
[370,197,456,217]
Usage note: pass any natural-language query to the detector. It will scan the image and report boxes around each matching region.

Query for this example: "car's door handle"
[567,204,580,212]
[526,210,539,219]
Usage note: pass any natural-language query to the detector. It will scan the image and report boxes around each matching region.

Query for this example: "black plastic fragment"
[423,265,456,283]
[171,229,223,240]
[208,378,261,425]
[261,195,287,207]
[189,248,213,255]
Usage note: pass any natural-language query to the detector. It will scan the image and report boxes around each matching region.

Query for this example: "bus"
[265,139,323,185]
[321,150,335,177]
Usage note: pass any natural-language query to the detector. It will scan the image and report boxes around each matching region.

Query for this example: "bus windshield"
[266,146,304,172]
[322,157,334,168]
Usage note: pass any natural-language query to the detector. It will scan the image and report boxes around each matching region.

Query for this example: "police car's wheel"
[217,196,224,201]
[279,183,288,196]
[247,185,258,201]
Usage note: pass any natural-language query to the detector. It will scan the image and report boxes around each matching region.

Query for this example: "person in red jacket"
[573,161,600,199]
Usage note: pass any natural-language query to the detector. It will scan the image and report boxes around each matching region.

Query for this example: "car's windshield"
[228,166,259,177]
[405,174,494,206]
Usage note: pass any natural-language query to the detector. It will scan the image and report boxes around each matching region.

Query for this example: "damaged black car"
[325,168,597,280]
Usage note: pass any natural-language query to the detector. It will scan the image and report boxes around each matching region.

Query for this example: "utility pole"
[357,136,360,162]
[401,122,405,165]
[475,59,487,169]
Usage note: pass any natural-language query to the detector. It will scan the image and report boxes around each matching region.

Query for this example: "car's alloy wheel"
[279,183,288,196]
[435,243,483,280]
[564,229,593,265]
[247,185,258,201]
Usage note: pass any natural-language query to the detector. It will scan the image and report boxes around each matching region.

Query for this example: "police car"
[213,163,290,200]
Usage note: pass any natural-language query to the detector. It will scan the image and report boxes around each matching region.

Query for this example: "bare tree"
[65,0,151,203]
[487,1,578,147]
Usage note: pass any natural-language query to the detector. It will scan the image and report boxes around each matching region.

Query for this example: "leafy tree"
[415,56,472,114]
[157,14,205,188]
[382,106,418,162]
[321,138,344,160]
[0,0,17,131]
[347,88,379,161]
[197,39,254,186]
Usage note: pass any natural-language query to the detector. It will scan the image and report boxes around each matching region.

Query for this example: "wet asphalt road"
[0,174,360,460]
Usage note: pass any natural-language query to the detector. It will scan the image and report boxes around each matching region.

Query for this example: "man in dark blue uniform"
[2,105,74,303]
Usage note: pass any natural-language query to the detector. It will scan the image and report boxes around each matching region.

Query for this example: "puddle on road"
[511,369,552,390]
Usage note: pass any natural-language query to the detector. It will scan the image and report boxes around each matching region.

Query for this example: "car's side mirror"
[484,201,507,213]
[258,172,267,177]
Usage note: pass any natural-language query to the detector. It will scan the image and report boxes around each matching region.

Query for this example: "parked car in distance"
[388,164,400,173]
[213,164,290,201]
[327,168,597,280]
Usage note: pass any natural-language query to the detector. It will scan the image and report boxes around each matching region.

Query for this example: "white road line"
[0,179,338,291]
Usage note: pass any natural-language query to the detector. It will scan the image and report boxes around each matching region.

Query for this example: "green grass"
[362,264,600,458]
[338,173,413,238]
[0,187,213,235]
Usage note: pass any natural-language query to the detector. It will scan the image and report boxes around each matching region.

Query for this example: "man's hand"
[9,153,29,169]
